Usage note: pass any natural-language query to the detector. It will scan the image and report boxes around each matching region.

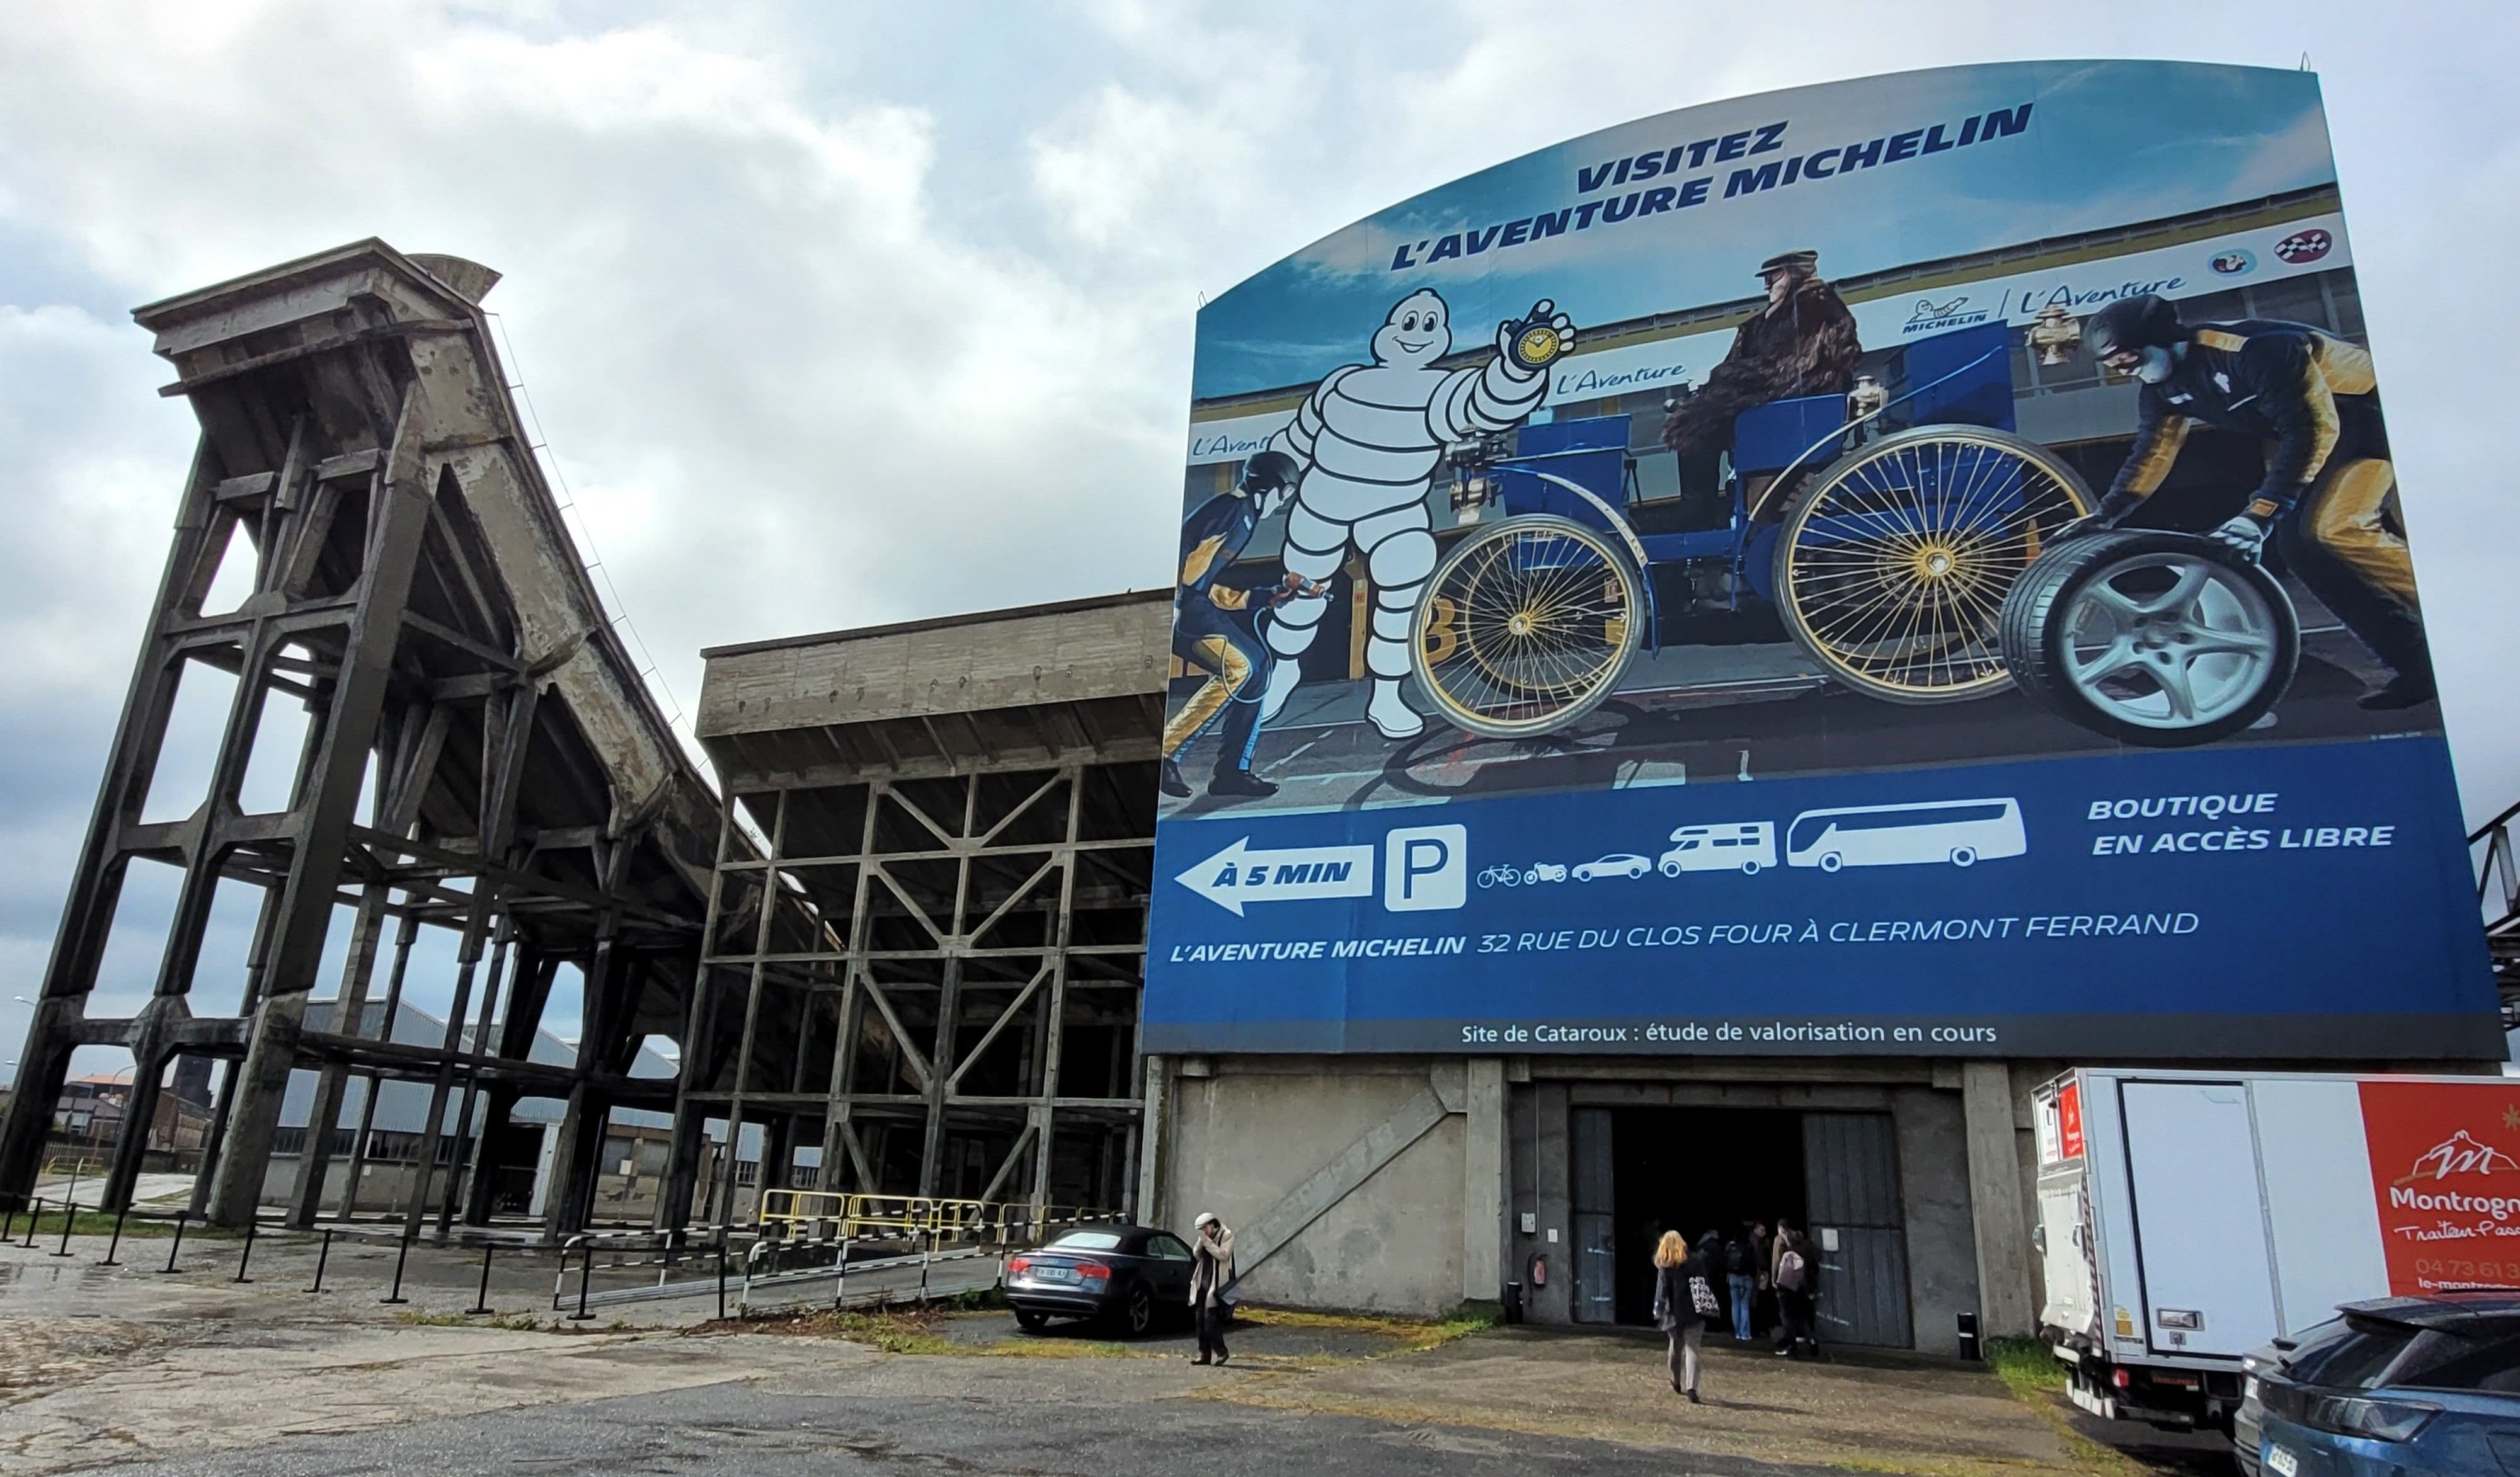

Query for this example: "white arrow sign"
[1174,836,1375,916]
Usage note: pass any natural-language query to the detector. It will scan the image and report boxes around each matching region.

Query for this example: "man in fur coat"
[1660,250,1864,475]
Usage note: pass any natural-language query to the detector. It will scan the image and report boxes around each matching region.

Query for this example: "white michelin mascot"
[1259,290,1574,738]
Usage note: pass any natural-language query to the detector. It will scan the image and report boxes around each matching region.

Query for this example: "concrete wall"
[1155,1054,2008,1348]
[1159,1058,1476,1316]
[1893,1084,1982,1357]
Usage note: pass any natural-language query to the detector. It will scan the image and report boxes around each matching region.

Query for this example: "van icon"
[1785,798,2025,872]
[1658,821,1776,877]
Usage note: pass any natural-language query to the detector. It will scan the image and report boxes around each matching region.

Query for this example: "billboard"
[1144,60,2498,1058]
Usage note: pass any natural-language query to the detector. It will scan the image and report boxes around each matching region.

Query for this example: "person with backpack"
[1772,1219,1818,1359]
[1722,1229,1757,1342]
[1651,1230,1719,1403]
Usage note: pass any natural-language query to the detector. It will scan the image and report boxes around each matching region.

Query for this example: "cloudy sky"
[3,0,2516,1080]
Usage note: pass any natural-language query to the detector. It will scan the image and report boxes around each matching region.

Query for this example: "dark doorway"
[1608,1107,1807,1326]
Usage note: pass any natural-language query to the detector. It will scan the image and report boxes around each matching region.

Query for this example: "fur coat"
[1661,274,1864,457]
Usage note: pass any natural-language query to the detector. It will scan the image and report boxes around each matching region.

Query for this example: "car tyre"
[1999,530,2298,748]
[1115,1282,1154,1338]
[1014,1307,1048,1333]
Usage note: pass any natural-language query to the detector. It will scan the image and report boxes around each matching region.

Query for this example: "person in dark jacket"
[2073,293,2432,709]
[1772,1219,1818,1359]
[1651,1229,1707,1403]
[1660,250,1865,493]
[1189,1211,1235,1366]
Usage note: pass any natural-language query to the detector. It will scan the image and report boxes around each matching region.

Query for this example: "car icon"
[1523,862,1569,884]
[1571,853,1651,882]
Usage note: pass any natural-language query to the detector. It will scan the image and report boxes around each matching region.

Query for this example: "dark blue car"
[2242,1293,2520,1476]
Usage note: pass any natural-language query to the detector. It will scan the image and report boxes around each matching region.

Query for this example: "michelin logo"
[1174,824,1466,915]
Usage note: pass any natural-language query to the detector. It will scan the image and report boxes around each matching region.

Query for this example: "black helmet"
[2085,294,2183,359]
[1237,449,1300,498]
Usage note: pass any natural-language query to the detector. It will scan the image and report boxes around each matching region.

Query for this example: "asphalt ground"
[0,1223,2238,1477]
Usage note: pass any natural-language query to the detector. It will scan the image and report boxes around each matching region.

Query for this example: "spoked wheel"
[1774,426,2092,703]
[1414,514,1642,738]
[2000,530,2299,746]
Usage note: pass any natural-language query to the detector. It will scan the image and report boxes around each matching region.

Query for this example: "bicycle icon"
[1477,864,1523,889]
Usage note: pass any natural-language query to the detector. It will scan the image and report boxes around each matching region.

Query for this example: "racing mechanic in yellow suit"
[1160,451,1317,801]
[2073,294,2434,710]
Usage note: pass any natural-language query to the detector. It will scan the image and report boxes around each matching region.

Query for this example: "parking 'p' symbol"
[1383,825,1467,912]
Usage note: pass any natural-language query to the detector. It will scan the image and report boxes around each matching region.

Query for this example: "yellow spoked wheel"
[1773,426,2092,704]
[1413,515,1642,738]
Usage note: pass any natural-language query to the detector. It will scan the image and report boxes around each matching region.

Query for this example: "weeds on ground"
[740,1307,956,1354]
[3,1209,237,1241]
[1983,1337,2066,1396]
[393,1310,546,1331]
[1234,1303,1496,1353]
[1981,1337,2141,1476]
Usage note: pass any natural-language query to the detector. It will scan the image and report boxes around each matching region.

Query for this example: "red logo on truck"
[2058,1081,2085,1160]
[2359,1082,2520,1294]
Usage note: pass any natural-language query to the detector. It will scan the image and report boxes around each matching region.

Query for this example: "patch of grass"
[1984,1337,2066,1397]
[4,1209,238,1241]
[1979,1338,2143,1476]
[740,1307,956,1354]
[1235,1304,1494,1353]
[392,1310,545,1331]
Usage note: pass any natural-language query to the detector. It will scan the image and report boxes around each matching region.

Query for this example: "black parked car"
[1000,1223,1198,1336]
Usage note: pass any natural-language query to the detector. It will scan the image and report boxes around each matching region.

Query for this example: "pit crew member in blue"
[1162,451,1315,801]
[2075,294,2433,709]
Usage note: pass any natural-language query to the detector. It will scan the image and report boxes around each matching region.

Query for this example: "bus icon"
[1785,799,2025,872]
[1659,821,1776,876]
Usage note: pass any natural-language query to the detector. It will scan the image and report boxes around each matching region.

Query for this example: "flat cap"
[1757,249,1820,277]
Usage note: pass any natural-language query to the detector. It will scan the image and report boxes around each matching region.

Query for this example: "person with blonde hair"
[1651,1229,1713,1403]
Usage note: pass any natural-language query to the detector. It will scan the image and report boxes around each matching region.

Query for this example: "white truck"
[2032,1066,2520,1432]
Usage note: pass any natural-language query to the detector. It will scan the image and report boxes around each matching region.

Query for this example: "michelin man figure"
[1259,290,1574,738]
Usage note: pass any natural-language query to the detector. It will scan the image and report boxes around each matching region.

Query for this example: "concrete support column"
[1134,1054,1170,1227]
[1461,1057,1506,1308]
[1962,1059,2036,1338]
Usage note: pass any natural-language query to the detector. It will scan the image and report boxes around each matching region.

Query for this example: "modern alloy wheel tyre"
[1999,530,2298,748]
[1117,1283,1155,1337]
[1014,1308,1048,1332]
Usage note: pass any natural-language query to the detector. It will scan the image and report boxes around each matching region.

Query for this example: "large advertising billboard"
[1143,60,2499,1058]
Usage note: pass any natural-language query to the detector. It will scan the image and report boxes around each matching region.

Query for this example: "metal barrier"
[754,1191,1106,1246]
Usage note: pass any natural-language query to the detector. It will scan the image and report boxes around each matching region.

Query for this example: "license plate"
[1034,1266,1076,1283]
[2264,1443,2298,1477]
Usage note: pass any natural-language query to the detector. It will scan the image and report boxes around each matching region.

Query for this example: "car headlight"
[2304,1393,2438,1443]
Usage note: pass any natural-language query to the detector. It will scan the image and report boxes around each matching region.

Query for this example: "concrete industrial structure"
[0,241,729,1240]
[6,221,2511,1349]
